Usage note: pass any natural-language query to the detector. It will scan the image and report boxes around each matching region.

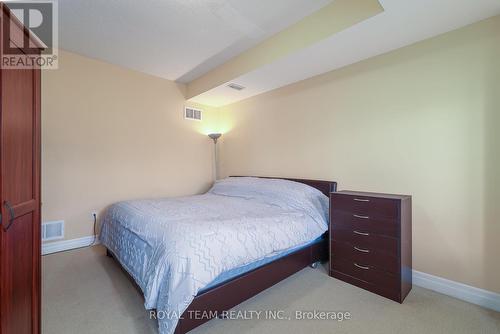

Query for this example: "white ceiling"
[58,0,331,82]
[58,0,500,106]
[191,0,500,106]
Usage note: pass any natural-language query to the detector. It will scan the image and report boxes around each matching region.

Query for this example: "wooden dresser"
[329,191,412,303]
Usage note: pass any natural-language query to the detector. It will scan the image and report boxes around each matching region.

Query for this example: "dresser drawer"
[330,270,401,302]
[331,257,400,291]
[331,241,399,274]
[332,228,398,254]
[331,194,399,220]
[331,210,398,237]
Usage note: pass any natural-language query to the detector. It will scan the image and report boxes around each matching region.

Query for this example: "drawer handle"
[354,263,370,270]
[354,198,370,202]
[353,214,370,219]
[353,230,370,236]
[354,246,370,253]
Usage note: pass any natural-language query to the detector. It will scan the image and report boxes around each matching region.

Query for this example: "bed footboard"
[104,236,328,334]
[174,236,328,334]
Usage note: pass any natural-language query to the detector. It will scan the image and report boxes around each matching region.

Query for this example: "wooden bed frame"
[105,176,337,334]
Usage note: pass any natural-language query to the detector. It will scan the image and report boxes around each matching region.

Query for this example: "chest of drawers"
[329,191,412,303]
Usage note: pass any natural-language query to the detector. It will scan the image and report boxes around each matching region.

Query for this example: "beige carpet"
[42,246,500,334]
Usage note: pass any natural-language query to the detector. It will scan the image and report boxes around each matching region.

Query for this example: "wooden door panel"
[0,61,40,334]
[3,213,34,334]
[1,68,34,205]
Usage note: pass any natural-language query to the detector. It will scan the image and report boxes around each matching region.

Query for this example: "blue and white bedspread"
[99,177,329,334]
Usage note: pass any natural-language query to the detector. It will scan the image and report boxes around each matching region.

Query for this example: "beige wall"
[218,16,500,293]
[42,50,218,241]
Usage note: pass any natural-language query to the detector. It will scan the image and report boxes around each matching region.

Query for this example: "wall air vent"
[228,83,245,91]
[42,220,64,242]
[184,107,202,121]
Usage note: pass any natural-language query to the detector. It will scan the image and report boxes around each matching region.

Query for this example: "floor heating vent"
[42,220,64,242]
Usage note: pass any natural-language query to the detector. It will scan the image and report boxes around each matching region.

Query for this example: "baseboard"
[413,270,500,312]
[42,235,99,255]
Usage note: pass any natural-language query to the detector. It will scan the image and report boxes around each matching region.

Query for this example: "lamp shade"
[208,133,222,144]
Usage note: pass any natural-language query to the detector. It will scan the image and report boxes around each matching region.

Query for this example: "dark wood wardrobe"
[0,4,42,334]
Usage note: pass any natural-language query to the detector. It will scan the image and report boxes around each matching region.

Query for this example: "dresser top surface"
[332,190,411,200]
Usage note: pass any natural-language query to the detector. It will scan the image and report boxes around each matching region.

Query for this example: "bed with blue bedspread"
[99,176,334,334]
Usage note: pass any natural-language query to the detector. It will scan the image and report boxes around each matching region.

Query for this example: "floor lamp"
[208,133,222,181]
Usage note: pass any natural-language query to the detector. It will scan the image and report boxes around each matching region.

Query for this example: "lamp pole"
[208,133,222,181]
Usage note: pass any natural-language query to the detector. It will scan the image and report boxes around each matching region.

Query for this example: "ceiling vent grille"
[228,83,245,91]
[184,107,202,121]
[42,220,64,242]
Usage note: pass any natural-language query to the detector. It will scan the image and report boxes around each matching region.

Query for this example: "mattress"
[201,235,324,292]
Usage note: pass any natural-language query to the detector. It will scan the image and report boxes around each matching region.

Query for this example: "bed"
[100,176,337,334]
